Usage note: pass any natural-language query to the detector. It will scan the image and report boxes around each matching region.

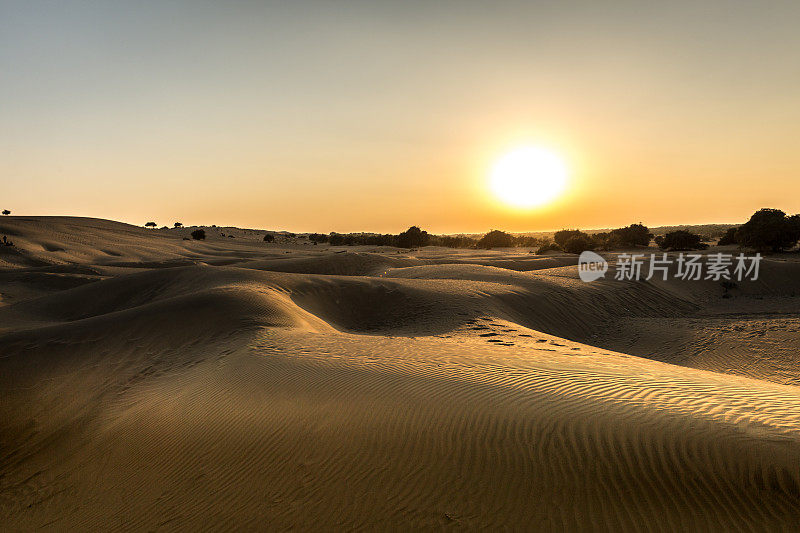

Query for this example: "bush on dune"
[513,235,548,248]
[735,208,800,252]
[554,229,586,249]
[717,227,738,246]
[590,232,612,250]
[563,234,594,254]
[553,229,594,254]
[191,229,206,240]
[535,242,561,254]
[476,230,515,249]
[263,234,275,243]
[609,223,652,247]
[430,235,477,248]
[658,230,708,251]
[397,226,429,248]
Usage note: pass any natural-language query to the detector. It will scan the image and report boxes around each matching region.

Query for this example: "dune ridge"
[2,217,800,530]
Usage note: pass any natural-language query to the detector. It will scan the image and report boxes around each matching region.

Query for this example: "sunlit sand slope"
[2,217,800,530]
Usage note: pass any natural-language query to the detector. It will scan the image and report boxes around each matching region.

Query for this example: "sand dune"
[2,217,800,530]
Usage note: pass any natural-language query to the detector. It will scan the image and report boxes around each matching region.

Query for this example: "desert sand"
[2,216,800,530]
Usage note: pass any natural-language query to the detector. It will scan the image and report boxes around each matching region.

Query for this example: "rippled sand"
[2,217,799,530]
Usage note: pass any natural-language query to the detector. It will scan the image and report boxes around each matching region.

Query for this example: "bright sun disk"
[490,146,568,208]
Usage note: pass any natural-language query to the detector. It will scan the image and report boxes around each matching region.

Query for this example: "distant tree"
[476,230,515,249]
[2,210,10,215]
[308,233,329,243]
[717,227,739,246]
[554,229,586,249]
[736,208,800,252]
[658,230,708,251]
[563,234,594,254]
[397,226,430,248]
[513,235,547,248]
[144,221,156,228]
[174,222,183,228]
[263,234,275,243]
[609,223,652,247]
[431,235,478,248]
[190,229,206,240]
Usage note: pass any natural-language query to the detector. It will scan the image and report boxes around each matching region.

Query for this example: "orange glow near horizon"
[3,3,800,234]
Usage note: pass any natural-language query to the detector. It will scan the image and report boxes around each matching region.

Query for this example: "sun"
[490,146,568,208]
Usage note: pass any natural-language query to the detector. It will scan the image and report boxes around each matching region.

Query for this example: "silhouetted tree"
[191,229,206,240]
[736,208,800,252]
[554,229,586,249]
[144,221,156,228]
[1,210,9,215]
[513,235,548,248]
[263,234,275,243]
[476,230,515,249]
[609,223,652,247]
[174,222,183,228]
[563,234,594,254]
[590,232,612,250]
[308,233,329,243]
[397,226,429,248]
[658,230,708,251]
[717,227,739,246]
[430,235,478,248]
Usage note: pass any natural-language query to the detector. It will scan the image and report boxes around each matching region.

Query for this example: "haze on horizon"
[2,0,800,234]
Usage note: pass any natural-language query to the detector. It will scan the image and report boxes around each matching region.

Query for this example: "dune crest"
[2,217,800,530]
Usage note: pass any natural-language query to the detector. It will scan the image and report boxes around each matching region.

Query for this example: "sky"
[2,0,800,234]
